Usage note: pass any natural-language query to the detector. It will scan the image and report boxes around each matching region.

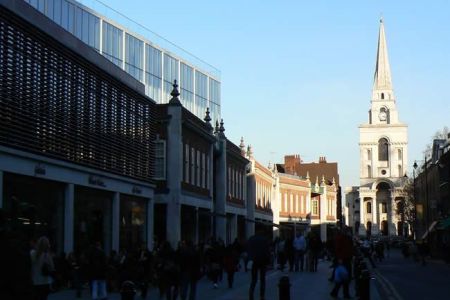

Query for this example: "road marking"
[372,267,403,300]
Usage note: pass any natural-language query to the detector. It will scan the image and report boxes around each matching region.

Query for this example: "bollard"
[359,269,371,300]
[120,280,136,300]
[278,275,291,300]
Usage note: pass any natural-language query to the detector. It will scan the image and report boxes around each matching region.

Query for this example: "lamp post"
[413,161,418,240]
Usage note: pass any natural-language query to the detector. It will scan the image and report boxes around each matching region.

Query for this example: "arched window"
[398,165,402,177]
[367,165,372,178]
[367,201,372,214]
[398,149,402,160]
[381,93,384,99]
[378,138,389,161]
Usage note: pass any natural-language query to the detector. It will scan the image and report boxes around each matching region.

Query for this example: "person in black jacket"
[179,240,201,300]
[248,230,270,300]
[88,242,108,300]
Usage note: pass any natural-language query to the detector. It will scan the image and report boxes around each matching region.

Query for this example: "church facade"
[357,19,409,237]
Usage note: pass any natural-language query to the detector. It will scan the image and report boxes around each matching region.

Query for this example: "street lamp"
[413,160,418,240]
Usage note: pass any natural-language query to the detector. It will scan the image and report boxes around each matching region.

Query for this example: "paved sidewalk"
[49,259,382,299]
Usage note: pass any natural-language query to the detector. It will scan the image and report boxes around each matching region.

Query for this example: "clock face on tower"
[379,111,387,121]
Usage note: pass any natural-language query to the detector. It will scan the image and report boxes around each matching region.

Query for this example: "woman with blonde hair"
[30,236,55,300]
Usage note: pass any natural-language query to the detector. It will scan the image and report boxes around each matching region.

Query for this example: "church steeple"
[372,18,394,101]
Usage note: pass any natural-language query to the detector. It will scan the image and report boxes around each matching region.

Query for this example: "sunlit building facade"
[24,0,222,124]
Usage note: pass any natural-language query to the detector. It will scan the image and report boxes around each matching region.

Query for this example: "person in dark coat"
[248,230,270,300]
[88,242,108,300]
[223,245,239,288]
[179,240,201,300]
[332,231,353,299]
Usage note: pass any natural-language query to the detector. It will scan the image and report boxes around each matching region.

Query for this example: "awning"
[421,220,439,240]
[437,218,450,230]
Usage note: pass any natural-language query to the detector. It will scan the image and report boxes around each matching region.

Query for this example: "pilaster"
[64,183,74,253]
[112,192,120,252]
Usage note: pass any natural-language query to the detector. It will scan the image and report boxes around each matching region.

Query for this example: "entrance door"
[381,220,388,236]
[366,221,372,237]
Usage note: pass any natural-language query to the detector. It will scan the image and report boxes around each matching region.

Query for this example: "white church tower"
[358,18,408,237]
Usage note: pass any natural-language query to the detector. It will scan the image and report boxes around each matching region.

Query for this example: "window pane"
[181,63,194,111]
[102,22,123,67]
[163,54,179,103]
[145,44,162,102]
[125,33,144,81]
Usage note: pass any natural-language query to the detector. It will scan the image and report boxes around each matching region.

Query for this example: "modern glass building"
[23,0,221,123]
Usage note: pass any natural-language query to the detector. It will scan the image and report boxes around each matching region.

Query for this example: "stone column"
[64,183,74,254]
[147,197,154,250]
[112,192,120,252]
[0,170,3,209]
[359,197,366,236]
[195,207,199,244]
[229,214,238,244]
[372,197,378,235]
[214,137,227,241]
[166,91,183,248]
[246,171,256,239]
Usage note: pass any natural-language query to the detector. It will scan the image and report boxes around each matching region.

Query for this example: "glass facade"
[163,54,179,103]
[195,70,208,119]
[125,33,144,81]
[102,21,123,67]
[24,0,221,122]
[181,63,194,112]
[145,44,162,102]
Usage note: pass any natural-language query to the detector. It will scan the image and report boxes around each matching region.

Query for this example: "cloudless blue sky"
[98,0,450,188]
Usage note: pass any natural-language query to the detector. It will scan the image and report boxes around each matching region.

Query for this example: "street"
[370,248,450,300]
[49,259,381,300]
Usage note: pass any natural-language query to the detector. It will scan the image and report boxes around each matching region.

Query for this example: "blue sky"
[101,0,450,188]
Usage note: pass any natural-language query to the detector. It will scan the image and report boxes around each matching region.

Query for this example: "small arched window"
[367,165,372,178]
[398,165,402,177]
[378,138,389,161]
[367,202,372,214]
[381,93,385,99]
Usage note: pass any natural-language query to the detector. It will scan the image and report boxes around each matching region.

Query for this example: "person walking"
[30,236,55,300]
[293,232,306,272]
[88,242,108,300]
[330,259,349,299]
[179,240,201,300]
[248,229,270,300]
[223,244,239,288]
[333,230,353,299]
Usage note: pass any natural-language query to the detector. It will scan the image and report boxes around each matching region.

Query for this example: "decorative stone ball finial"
[219,119,225,133]
[204,107,212,123]
[214,120,220,134]
[239,137,246,156]
[169,79,181,105]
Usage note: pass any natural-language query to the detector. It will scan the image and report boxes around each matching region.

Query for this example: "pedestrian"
[276,237,286,271]
[156,241,180,300]
[285,235,294,272]
[88,242,108,300]
[137,244,152,299]
[179,240,201,300]
[248,229,270,300]
[223,245,239,288]
[308,233,322,272]
[330,259,349,299]
[293,232,306,271]
[333,230,353,299]
[30,236,55,300]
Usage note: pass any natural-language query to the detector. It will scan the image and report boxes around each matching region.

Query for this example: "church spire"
[373,18,393,94]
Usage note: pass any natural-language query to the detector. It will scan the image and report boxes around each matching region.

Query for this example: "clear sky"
[98,0,450,188]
